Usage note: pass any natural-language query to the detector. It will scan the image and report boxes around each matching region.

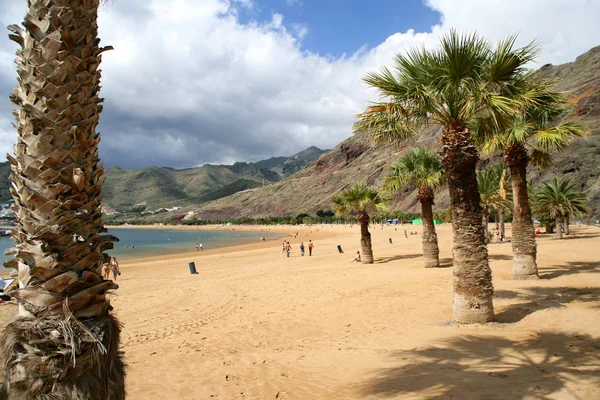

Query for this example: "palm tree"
[1,1,124,399]
[482,91,585,278]
[333,182,387,264]
[532,178,590,239]
[355,32,538,323]
[476,164,511,242]
[384,147,444,267]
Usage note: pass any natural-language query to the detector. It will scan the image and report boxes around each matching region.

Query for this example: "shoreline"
[112,224,341,266]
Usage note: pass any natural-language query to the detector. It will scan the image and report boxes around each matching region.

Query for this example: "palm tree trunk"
[419,190,439,268]
[565,214,570,235]
[499,208,505,241]
[441,124,493,324]
[506,145,538,280]
[556,215,563,239]
[1,1,124,398]
[495,211,500,230]
[482,211,489,243]
[359,214,374,264]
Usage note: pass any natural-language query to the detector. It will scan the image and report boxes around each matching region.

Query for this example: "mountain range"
[0,146,329,208]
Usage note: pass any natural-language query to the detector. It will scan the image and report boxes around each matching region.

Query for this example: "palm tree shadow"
[375,254,422,264]
[437,257,453,268]
[563,232,600,240]
[359,332,599,399]
[541,261,600,279]
[488,254,512,261]
[494,286,600,323]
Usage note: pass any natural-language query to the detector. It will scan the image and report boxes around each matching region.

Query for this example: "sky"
[0,0,599,169]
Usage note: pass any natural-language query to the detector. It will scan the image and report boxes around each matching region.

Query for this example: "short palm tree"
[484,98,585,279]
[384,147,444,267]
[1,1,124,398]
[476,164,511,241]
[355,31,539,323]
[333,182,387,264]
[533,178,590,239]
[482,85,585,278]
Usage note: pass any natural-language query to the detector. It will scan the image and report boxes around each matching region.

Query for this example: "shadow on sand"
[375,254,422,264]
[360,332,599,399]
[493,285,600,323]
[540,260,600,279]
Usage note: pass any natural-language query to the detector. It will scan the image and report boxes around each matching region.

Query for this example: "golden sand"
[1,223,599,399]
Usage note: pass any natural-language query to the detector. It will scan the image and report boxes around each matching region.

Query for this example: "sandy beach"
[1,223,599,399]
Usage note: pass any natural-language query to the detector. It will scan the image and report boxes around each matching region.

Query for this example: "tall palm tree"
[476,164,511,242]
[1,1,124,399]
[532,178,590,239]
[333,182,387,264]
[482,90,585,278]
[384,147,444,267]
[356,32,538,323]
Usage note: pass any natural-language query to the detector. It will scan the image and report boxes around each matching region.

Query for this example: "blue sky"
[239,0,442,57]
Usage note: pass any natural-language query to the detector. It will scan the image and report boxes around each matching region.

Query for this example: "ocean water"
[0,227,280,269]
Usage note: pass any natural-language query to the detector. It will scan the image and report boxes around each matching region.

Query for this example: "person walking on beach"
[110,257,121,281]
[300,242,305,256]
[199,243,203,251]
[195,244,199,251]
[286,242,292,257]
[102,258,111,280]
[308,240,314,256]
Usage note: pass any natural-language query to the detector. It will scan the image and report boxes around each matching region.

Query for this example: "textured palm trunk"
[482,211,489,243]
[359,213,374,264]
[495,211,499,230]
[565,214,570,235]
[556,215,563,239]
[441,124,494,324]
[499,208,505,240]
[506,145,538,280]
[1,1,125,399]
[419,190,440,268]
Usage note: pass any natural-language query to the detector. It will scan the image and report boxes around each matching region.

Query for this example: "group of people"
[282,240,315,257]
[102,256,121,281]
[194,243,203,251]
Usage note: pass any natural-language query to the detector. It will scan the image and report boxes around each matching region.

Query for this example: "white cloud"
[286,0,303,7]
[0,0,598,168]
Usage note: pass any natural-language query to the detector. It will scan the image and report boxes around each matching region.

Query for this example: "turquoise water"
[0,227,280,269]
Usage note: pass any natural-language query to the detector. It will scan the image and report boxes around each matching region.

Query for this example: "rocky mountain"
[0,147,329,209]
[179,45,600,221]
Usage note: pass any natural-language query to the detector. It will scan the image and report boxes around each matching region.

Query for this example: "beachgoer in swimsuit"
[286,242,292,257]
[111,257,121,281]
[351,251,361,263]
[103,259,111,280]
